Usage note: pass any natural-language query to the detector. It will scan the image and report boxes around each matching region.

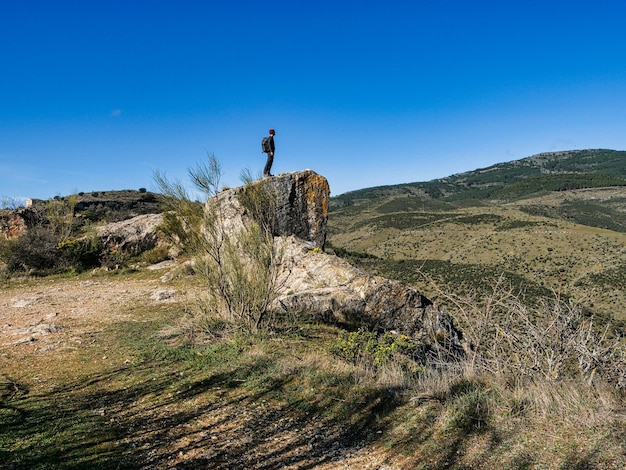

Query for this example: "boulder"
[273,236,463,351]
[214,170,329,248]
[96,213,163,255]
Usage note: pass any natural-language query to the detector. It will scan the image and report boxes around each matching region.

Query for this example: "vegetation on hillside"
[328,149,626,323]
[331,149,626,208]
[34,189,163,223]
[0,189,166,276]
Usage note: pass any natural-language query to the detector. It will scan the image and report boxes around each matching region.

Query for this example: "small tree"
[46,193,78,242]
[155,154,283,333]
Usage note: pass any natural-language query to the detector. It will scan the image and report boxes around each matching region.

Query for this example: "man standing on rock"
[263,128,276,177]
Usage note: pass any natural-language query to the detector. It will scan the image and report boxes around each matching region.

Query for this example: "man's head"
[269,129,275,135]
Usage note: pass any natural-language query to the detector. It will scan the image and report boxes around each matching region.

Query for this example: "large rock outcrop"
[213,170,464,350]
[268,170,329,248]
[274,236,462,348]
[96,213,163,255]
[0,207,45,239]
[0,212,28,239]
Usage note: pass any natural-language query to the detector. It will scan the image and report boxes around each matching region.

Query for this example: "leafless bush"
[0,197,24,210]
[420,271,626,388]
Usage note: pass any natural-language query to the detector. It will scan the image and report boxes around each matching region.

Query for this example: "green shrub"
[99,249,127,270]
[154,155,283,334]
[141,246,170,265]
[0,237,13,264]
[56,235,102,270]
[78,209,99,222]
[332,328,421,367]
[4,227,104,274]
[5,227,62,273]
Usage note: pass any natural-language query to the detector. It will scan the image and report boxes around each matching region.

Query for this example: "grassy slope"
[2,270,626,469]
[329,189,626,321]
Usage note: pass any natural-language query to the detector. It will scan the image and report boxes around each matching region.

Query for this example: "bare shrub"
[0,197,23,210]
[420,271,626,388]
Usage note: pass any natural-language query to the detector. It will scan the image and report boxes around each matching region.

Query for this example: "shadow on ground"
[1,355,401,469]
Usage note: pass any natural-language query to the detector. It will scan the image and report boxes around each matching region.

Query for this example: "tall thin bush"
[155,155,284,334]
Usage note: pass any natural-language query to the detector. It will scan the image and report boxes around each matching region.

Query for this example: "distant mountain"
[331,149,626,208]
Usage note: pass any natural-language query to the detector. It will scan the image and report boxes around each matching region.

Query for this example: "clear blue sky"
[2,1,626,201]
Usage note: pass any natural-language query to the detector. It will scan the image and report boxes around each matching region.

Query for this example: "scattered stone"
[10,296,41,308]
[151,289,177,302]
[147,260,177,270]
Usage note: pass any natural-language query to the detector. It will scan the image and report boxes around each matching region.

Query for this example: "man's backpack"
[261,136,271,153]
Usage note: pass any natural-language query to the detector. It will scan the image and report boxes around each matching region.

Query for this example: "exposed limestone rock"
[273,236,463,350]
[0,207,43,239]
[10,296,42,308]
[96,213,163,255]
[0,213,27,239]
[1,312,62,347]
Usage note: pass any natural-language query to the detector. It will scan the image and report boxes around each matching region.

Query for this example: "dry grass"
[328,188,626,321]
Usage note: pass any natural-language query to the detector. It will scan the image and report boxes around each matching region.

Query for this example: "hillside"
[328,150,626,322]
[30,189,163,223]
[331,149,626,208]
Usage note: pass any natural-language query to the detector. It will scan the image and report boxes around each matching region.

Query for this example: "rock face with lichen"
[268,170,329,248]
[214,169,329,248]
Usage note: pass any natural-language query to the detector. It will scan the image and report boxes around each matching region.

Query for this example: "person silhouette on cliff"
[263,129,275,177]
